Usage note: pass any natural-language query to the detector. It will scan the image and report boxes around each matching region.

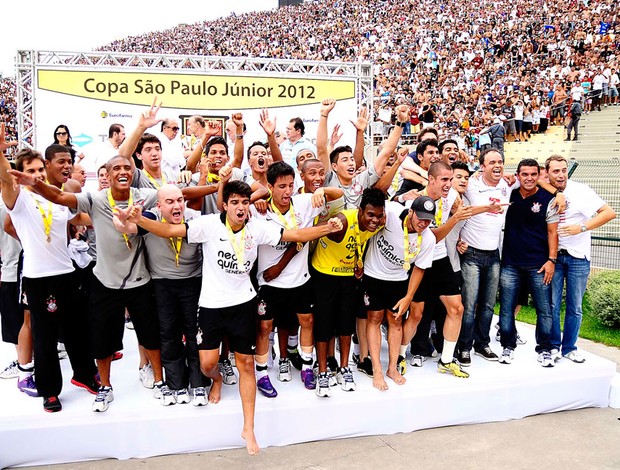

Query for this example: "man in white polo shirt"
[546,155,616,363]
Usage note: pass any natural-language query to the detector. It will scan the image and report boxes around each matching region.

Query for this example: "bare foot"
[372,372,389,391]
[241,428,260,455]
[386,367,406,385]
[208,375,222,404]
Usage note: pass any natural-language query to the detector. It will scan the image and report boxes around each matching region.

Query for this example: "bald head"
[157,184,185,224]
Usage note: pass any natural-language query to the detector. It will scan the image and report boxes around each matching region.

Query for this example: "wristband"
[553,189,562,196]
[548,257,557,264]
[235,134,244,139]
[395,121,407,128]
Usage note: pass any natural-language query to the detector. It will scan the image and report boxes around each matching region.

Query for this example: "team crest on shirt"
[46,295,58,313]
[501,188,507,196]
[351,181,363,195]
[531,202,541,213]
[244,235,254,250]
[295,213,303,225]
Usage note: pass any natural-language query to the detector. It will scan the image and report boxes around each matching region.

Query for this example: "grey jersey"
[143,208,202,280]
[0,202,22,282]
[324,166,379,209]
[75,188,157,289]
[189,168,245,215]
[131,169,168,190]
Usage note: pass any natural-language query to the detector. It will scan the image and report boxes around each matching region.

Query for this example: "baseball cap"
[408,196,436,220]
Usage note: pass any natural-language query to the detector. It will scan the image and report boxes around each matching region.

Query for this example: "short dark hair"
[44,144,72,162]
[418,127,438,141]
[223,180,252,203]
[205,137,228,156]
[439,139,459,153]
[428,161,452,178]
[108,123,124,138]
[329,145,353,164]
[267,161,296,185]
[451,161,470,174]
[300,159,324,174]
[290,117,305,136]
[246,141,268,161]
[360,188,386,210]
[479,148,503,166]
[416,139,439,157]
[517,158,540,174]
[15,149,44,172]
[136,133,161,155]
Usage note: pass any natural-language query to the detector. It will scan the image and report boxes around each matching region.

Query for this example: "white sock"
[287,335,298,350]
[18,361,34,381]
[353,343,360,356]
[399,345,407,357]
[441,340,457,364]
[300,349,313,369]
[255,361,268,379]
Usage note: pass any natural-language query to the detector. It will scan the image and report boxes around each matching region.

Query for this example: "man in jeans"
[545,155,616,363]
[498,159,559,367]
[457,149,512,366]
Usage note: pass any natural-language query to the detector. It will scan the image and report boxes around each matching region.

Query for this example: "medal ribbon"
[352,222,365,269]
[421,190,444,226]
[161,217,184,267]
[30,193,53,242]
[270,200,303,251]
[107,189,133,250]
[225,218,246,268]
[403,215,422,270]
[207,173,220,183]
[143,170,166,189]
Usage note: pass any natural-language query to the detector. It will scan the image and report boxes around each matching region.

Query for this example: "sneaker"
[498,348,514,364]
[125,317,134,330]
[327,356,339,373]
[277,358,292,382]
[154,383,175,406]
[57,342,68,360]
[550,348,561,362]
[475,347,499,361]
[0,360,19,379]
[219,359,237,385]
[336,367,357,391]
[228,351,236,368]
[326,356,338,387]
[327,368,337,387]
[139,364,155,389]
[257,375,278,398]
[112,351,123,361]
[437,360,470,378]
[538,351,555,368]
[315,372,331,397]
[563,350,586,363]
[357,357,373,377]
[287,349,303,371]
[174,388,191,404]
[92,386,114,412]
[410,355,426,367]
[352,353,361,366]
[397,355,407,376]
[192,387,208,406]
[457,350,471,367]
[516,332,527,345]
[17,375,38,397]
[43,396,62,413]
[71,375,101,395]
[301,368,316,390]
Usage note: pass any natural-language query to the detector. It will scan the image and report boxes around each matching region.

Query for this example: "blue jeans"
[458,247,500,352]
[550,252,590,355]
[499,265,553,353]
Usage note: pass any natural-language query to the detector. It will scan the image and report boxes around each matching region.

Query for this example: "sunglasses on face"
[56,131,68,136]
[166,126,180,131]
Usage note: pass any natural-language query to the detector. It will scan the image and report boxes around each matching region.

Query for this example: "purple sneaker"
[18,375,39,397]
[301,369,316,390]
[256,375,278,398]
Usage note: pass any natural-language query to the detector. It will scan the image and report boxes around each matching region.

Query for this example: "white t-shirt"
[187,213,282,308]
[430,187,459,261]
[254,194,324,288]
[558,180,606,260]
[364,201,435,281]
[460,176,512,250]
[7,190,75,278]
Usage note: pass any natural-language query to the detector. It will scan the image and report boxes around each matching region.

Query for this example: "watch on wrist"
[580,224,587,232]
[395,121,407,128]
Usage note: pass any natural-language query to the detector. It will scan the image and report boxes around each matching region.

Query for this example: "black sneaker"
[44,396,62,413]
[457,350,471,367]
[357,356,373,377]
[475,346,499,361]
[327,356,339,373]
[287,348,303,371]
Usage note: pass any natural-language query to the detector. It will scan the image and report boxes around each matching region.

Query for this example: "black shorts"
[363,275,409,313]
[89,277,160,359]
[197,298,257,355]
[414,256,461,303]
[257,281,312,330]
[0,281,23,344]
[311,269,357,342]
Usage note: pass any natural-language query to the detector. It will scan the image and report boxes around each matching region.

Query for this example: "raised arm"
[230,113,245,169]
[185,121,222,173]
[373,148,406,193]
[0,123,19,209]
[118,98,162,159]
[351,106,369,169]
[8,171,78,209]
[373,105,409,176]
[317,98,336,171]
[281,216,343,243]
[128,206,187,239]
[259,109,283,162]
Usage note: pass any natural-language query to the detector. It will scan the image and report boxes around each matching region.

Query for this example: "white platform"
[0,324,616,468]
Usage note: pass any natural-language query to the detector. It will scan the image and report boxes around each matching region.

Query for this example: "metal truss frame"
[16,50,373,150]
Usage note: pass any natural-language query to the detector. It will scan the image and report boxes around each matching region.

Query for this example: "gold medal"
[403,215,422,271]
[403,261,410,271]
[46,235,51,243]
[107,189,134,250]
[356,259,363,269]
[296,242,303,252]
[29,191,53,243]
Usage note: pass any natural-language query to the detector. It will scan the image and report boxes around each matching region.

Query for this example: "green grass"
[494,293,620,348]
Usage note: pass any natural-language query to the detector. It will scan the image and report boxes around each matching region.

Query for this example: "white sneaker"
[139,364,155,389]
[538,351,555,368]
[336,367,356,391]
[228,351,236,368]
[563,350,586,363]
[550,348,561,362]
[192,387,208,406]
[154,383,175,405]
[498,348,514,364]
[315,372,331,398]
[516,332,527,345]
[0,360,19,379]
[218,359,237,385]
[57,343,68,360]
[410,355,426,367]
[277,358,292,382]
[92,386,114,412]
[174,388,191,404]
